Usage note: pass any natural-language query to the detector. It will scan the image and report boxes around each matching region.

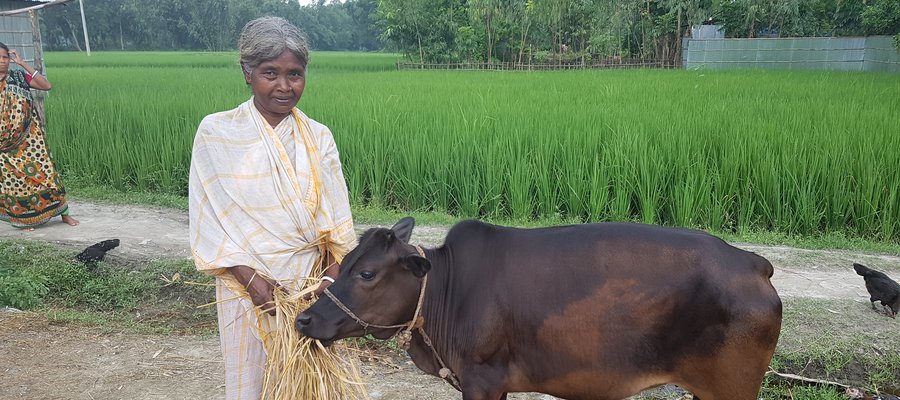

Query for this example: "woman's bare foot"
[61,215,80,226]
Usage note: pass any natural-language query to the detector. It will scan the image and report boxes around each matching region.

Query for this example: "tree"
[40,0,384,52]
[862,0,900,36]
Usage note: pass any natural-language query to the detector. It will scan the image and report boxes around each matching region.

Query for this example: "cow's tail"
[853,263,872,277]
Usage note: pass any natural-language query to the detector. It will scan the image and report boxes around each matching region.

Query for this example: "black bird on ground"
[75,239,121,266]
[853,262,900,319]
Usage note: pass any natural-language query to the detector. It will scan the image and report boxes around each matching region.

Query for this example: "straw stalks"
[257,286,369,400]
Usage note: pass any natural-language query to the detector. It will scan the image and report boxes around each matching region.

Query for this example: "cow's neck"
[406,245,462,383]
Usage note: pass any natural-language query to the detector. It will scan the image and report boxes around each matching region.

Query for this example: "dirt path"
[3,200,896,301]
[2,200,898,400]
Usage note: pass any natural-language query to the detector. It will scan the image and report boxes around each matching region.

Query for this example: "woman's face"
[245,50,306,127]
[0,48,10,76]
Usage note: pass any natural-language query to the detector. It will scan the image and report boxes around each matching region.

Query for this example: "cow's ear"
[403,255,431,278]
[391,217,416,243]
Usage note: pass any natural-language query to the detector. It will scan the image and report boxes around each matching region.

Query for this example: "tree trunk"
[518,20,529,64]
[414,21,424,63]
[675,6,682,67]
[67,18,83,52]
[486,12,493,64]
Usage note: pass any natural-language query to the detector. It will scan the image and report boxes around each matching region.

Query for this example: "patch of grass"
[0,240,72,309]
[0,240,216,334]
[3,236,899,394]
[65,175,188,210]
[351,202,583,228]
[351,204,459,226]
[66,181,900,254]
[760,383,847,400]
[344,334,404,354]
[0,268,48,310]
[774,297,900,389]
[723,229,900,256]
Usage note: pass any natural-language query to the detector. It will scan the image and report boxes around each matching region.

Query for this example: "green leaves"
[861,0,900,36]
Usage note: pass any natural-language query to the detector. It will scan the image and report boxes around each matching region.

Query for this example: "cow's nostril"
[296,313,312,328]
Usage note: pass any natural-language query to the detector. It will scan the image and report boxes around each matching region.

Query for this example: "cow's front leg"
[460,370,508,400]
[461,389,506,400]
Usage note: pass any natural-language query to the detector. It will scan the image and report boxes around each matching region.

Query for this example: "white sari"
[188,99,355,399]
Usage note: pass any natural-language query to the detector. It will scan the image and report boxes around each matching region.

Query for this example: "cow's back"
[441,220,781,400]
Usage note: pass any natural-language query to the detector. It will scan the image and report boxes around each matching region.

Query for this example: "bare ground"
[1,200,899,400]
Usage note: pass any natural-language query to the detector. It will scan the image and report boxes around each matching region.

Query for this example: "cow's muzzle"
[295,311,334,343]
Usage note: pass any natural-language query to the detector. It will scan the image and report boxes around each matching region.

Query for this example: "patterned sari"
[0,69,68,227]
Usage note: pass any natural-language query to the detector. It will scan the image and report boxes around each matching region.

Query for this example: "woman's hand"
[229,265,279,316]
[308,256,340,299]
[8,50,25,66]
[313,278,333,296]
[303,277,333,301]
[8,50,51,90]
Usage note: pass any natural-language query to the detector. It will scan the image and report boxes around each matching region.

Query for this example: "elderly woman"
[0,42,78,228]
[188,17,355,399]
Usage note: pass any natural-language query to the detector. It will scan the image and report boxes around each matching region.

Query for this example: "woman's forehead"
[257,50,304,69]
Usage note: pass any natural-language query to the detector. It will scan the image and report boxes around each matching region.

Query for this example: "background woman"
[0,42,78,228]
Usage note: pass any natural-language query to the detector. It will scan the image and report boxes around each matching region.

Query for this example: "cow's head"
[296,217,431,343]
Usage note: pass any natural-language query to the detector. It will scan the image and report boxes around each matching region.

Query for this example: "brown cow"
[297,217,782,400]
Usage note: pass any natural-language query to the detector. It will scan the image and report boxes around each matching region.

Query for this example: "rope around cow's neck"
[320,245,461,390]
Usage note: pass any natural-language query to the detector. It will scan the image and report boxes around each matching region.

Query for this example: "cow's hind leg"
[679,338,775,400]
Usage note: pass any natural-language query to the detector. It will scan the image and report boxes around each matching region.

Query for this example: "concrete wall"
[683,36,900,72]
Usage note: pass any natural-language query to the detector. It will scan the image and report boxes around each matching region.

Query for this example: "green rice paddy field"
[41,52,900,241]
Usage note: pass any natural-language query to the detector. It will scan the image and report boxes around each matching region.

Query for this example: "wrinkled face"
[244,50,306,127]
[296,226,430,343]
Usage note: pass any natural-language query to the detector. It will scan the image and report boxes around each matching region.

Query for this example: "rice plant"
[42,52,900,241]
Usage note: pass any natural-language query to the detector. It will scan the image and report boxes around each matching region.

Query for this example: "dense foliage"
[38,0,900,63]
[378,0,900,64]
[40,0,381,51]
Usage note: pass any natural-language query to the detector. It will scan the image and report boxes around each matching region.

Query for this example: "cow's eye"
[359,271,375,280]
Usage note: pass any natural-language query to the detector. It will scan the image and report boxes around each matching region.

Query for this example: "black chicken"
[853,262,900,319]
[75,239,121,266]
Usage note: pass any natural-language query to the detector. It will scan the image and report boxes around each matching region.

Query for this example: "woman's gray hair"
[238,16,309,74]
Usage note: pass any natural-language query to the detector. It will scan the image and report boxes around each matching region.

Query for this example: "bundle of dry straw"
[204,233,369,399]
[256,282,369,400]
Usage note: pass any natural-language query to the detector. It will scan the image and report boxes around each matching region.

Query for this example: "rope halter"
[321,245,428,337]
[319,244,461,389]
